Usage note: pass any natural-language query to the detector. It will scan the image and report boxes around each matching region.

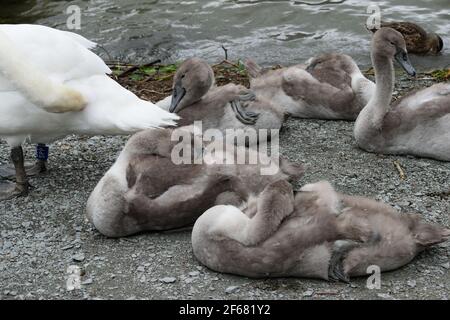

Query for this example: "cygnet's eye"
[390,41,395,46]
[181,74,186,79]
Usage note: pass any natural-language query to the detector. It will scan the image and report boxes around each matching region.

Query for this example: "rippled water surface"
[1,0,449,70]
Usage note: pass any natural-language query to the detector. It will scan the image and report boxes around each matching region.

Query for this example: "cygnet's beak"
[394,49,416,77]
[170,80,186,113]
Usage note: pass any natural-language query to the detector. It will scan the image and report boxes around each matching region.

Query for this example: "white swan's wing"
[0,24,178,141]
[0,75,179,142]
[0,24,110,83]
[61,30,97,50]
[156,95,172,111]
[0,25,111,112]
[66,75,179,132]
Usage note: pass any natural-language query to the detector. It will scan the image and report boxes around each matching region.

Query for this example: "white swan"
[354,27,450,161]
[0,26,87,114]
[0,24,179,200]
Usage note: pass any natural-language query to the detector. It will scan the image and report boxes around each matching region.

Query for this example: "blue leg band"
[36,144,49,161]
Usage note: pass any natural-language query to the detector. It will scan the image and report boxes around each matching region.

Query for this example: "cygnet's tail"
[408,214,450,248]
[0,29,87,113]
[245,59,263,78]
[339,213,450,279]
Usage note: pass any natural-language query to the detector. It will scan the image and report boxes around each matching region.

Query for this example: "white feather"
[0,24,179,147]
[156,95,172,111]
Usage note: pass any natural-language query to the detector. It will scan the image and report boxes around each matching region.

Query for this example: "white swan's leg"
[0,147,29,201]
[0,144,48,179]
[0,30,86,113]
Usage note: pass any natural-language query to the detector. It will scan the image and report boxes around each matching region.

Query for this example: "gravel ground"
[0,74,449,300]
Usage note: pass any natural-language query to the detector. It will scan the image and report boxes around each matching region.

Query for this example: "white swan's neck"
[367,53,394,127]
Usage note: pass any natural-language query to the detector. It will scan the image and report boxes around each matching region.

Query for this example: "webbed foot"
[0,180,29,201]
[328,240,359,283]
[230,92,260,125]
[0,161,47,180]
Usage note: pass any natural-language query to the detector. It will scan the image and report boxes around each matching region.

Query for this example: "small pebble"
[160,277,176,284]
[302,290,314,297]
[137,266,145,272]
[377,293,393,300]
[225,286,239,294]
[72,253,85,262]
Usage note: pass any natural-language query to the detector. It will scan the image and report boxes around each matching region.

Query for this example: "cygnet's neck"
[366,51,395,128]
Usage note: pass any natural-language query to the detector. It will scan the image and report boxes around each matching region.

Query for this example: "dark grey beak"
[169,80,186,113]
[394,49,416,77]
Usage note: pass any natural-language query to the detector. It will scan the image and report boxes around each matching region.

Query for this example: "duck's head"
[170,57,215,113]
[372,27,416,77]
[429,33,444,54]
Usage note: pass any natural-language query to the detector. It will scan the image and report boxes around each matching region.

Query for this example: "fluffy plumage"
[158,58,284,139]
[245,54,375,120]
[354,27,450,161]
[192,180,449,281]
[87,126,304,237]
[0,24,178,147]
[0,24,178,200]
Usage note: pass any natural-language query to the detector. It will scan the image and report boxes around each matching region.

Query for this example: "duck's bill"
[395,50,417,77]
[169,82,186,113]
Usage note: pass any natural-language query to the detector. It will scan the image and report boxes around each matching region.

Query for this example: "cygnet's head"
[372,27,416,77]
[170,57,215,113]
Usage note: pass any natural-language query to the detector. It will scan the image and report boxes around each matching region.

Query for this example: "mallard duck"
[369,21,444,54]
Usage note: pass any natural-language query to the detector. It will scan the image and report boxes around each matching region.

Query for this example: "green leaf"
[431,69,450,82]
[141,67,157,75]
[129,74,144,81]
[159,64,178,74]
